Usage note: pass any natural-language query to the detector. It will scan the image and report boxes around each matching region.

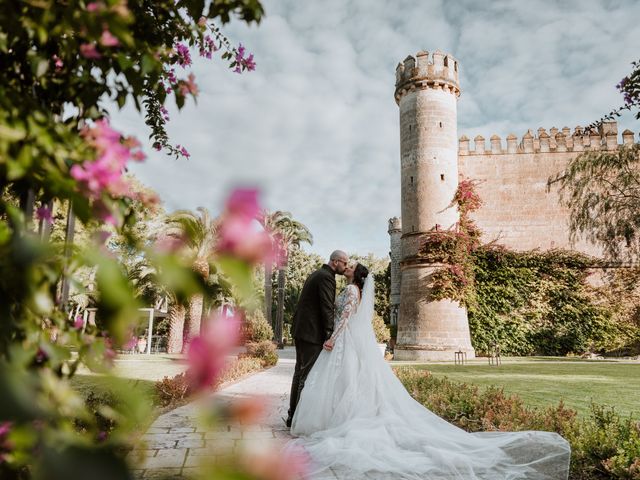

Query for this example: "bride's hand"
[323,339,334,351]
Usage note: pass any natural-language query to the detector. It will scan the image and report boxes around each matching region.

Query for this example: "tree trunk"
[181,257,209,352]
[264,261,273,330]
[167,303,186,354]
[275,264,286,349]
[182,294,203,352]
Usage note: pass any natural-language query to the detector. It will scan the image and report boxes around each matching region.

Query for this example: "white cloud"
[110,0,640,259]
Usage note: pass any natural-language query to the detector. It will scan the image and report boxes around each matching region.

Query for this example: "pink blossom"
[217,216,275,265]
[0,423,11,438]
[73,316,85,330]
[72,119,145,201]
[153,143,162,151]
[228,396,267,425]
[197,16,207,27]
[36,205,53,223]
[227,188,260,219]
[174,42,192,67]
[86,1,104,12]
[244,53,256,72]
[178,73,198,97]
[80,43,102,59]
[100,29,120,47]
[187,312,242,390]
[233,43,256,73]
[242,444,310,480]
[52,54,63,71]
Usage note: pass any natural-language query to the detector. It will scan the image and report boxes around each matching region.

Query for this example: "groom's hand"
[323,339,334,351]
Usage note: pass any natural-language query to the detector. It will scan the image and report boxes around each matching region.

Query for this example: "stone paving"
[131,347,350,479]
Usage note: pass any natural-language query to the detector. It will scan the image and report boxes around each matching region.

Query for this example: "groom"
[285,249,348,428]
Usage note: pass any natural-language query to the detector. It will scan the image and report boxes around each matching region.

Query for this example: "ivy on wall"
[416,180,639,356]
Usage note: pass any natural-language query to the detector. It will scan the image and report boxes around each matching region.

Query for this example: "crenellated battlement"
[459,122,637,156]
[394,50,461,104]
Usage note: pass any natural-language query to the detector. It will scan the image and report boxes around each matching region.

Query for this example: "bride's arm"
[324,285,359,351]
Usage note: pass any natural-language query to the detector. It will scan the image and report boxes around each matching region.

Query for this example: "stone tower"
[393,50,475,361]
[387,217,402,326]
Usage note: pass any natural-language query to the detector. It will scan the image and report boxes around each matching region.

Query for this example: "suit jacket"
[291,264,336,345]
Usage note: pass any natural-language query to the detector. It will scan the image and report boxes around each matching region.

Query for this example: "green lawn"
[405,359,640,418]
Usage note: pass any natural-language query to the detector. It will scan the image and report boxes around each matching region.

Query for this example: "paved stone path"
[132,347,349,479]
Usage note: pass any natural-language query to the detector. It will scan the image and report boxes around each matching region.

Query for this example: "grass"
[405,359,640,418]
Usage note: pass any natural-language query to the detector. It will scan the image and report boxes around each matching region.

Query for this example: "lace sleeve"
[328,285,359,343]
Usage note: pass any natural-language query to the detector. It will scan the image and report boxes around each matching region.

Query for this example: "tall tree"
[274,217,313,347]
[158,207,219,350]
[258,210,293,330]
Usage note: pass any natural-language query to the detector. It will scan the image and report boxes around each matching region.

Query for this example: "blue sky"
[111,0,640,260]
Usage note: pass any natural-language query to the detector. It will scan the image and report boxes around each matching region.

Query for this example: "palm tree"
[273,218,313,348]
[258,211,291,331]
[159,207,218,351]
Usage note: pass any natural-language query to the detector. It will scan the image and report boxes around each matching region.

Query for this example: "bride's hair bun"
[353,263,369,292]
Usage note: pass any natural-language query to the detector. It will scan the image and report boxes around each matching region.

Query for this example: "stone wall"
[457,124,636,256]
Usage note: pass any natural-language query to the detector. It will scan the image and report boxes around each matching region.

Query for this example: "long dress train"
[288,278,570,480]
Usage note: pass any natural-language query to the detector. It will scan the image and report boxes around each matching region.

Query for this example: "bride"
[288,262,571,479]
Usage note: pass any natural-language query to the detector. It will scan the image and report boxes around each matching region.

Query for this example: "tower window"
[439,122,443,128]
[412,225,415,232]
[408,125,412,132]
[410,176,413,184]
[440,174,445,181]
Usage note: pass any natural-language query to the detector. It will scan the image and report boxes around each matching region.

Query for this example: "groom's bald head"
[328,250,348,275]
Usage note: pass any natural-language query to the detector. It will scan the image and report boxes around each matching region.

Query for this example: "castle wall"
[457,126,635,256]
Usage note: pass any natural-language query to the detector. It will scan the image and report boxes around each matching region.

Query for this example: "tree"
[551,59,640,264]
[0,1,284,477]
[273,217,313,347]
[257,210,290,331]
[157,207,219,350]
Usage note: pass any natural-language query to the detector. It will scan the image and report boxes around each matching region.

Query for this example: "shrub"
[394,367,640,480]
[155,356,266,408]
[372,313,391,344]
[243,309,274,343]
[155,373,191,408]
[243,340,278,367]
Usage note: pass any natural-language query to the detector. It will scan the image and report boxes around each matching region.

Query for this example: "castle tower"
[393,50,475,361]
[387,217,402,326]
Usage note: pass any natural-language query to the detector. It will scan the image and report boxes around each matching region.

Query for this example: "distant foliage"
[243,309,273,342]
[372,313,391,344]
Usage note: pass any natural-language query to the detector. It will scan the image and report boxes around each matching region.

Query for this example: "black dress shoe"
[282,416,292,428]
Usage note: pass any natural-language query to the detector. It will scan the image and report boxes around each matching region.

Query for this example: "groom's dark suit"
[286,264,336,426]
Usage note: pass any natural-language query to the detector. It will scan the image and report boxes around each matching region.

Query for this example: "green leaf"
[140,54,155,75]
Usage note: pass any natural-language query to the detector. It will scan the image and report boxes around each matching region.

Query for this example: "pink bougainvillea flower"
[226,188,260,219]
[244,53,256,72]
[100,29,120,47]
[36,205,53,223]
[178,73,199,97]
[52,54,63,71]
[80,43,102,59]
[72,119,145,204]
[86,1,104,12]
[228,396,267,425]
[216,188,276,264]
[73,316,85,330]
[174,42,192,67]
[217,216,274,264]
[0,422,11,438]
[242,444,310,480]
[187,312,242,390]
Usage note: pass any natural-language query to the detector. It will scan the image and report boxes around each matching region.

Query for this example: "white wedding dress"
[288,278,571,479]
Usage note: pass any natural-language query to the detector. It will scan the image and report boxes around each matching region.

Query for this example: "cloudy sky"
[111,0,640,259]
